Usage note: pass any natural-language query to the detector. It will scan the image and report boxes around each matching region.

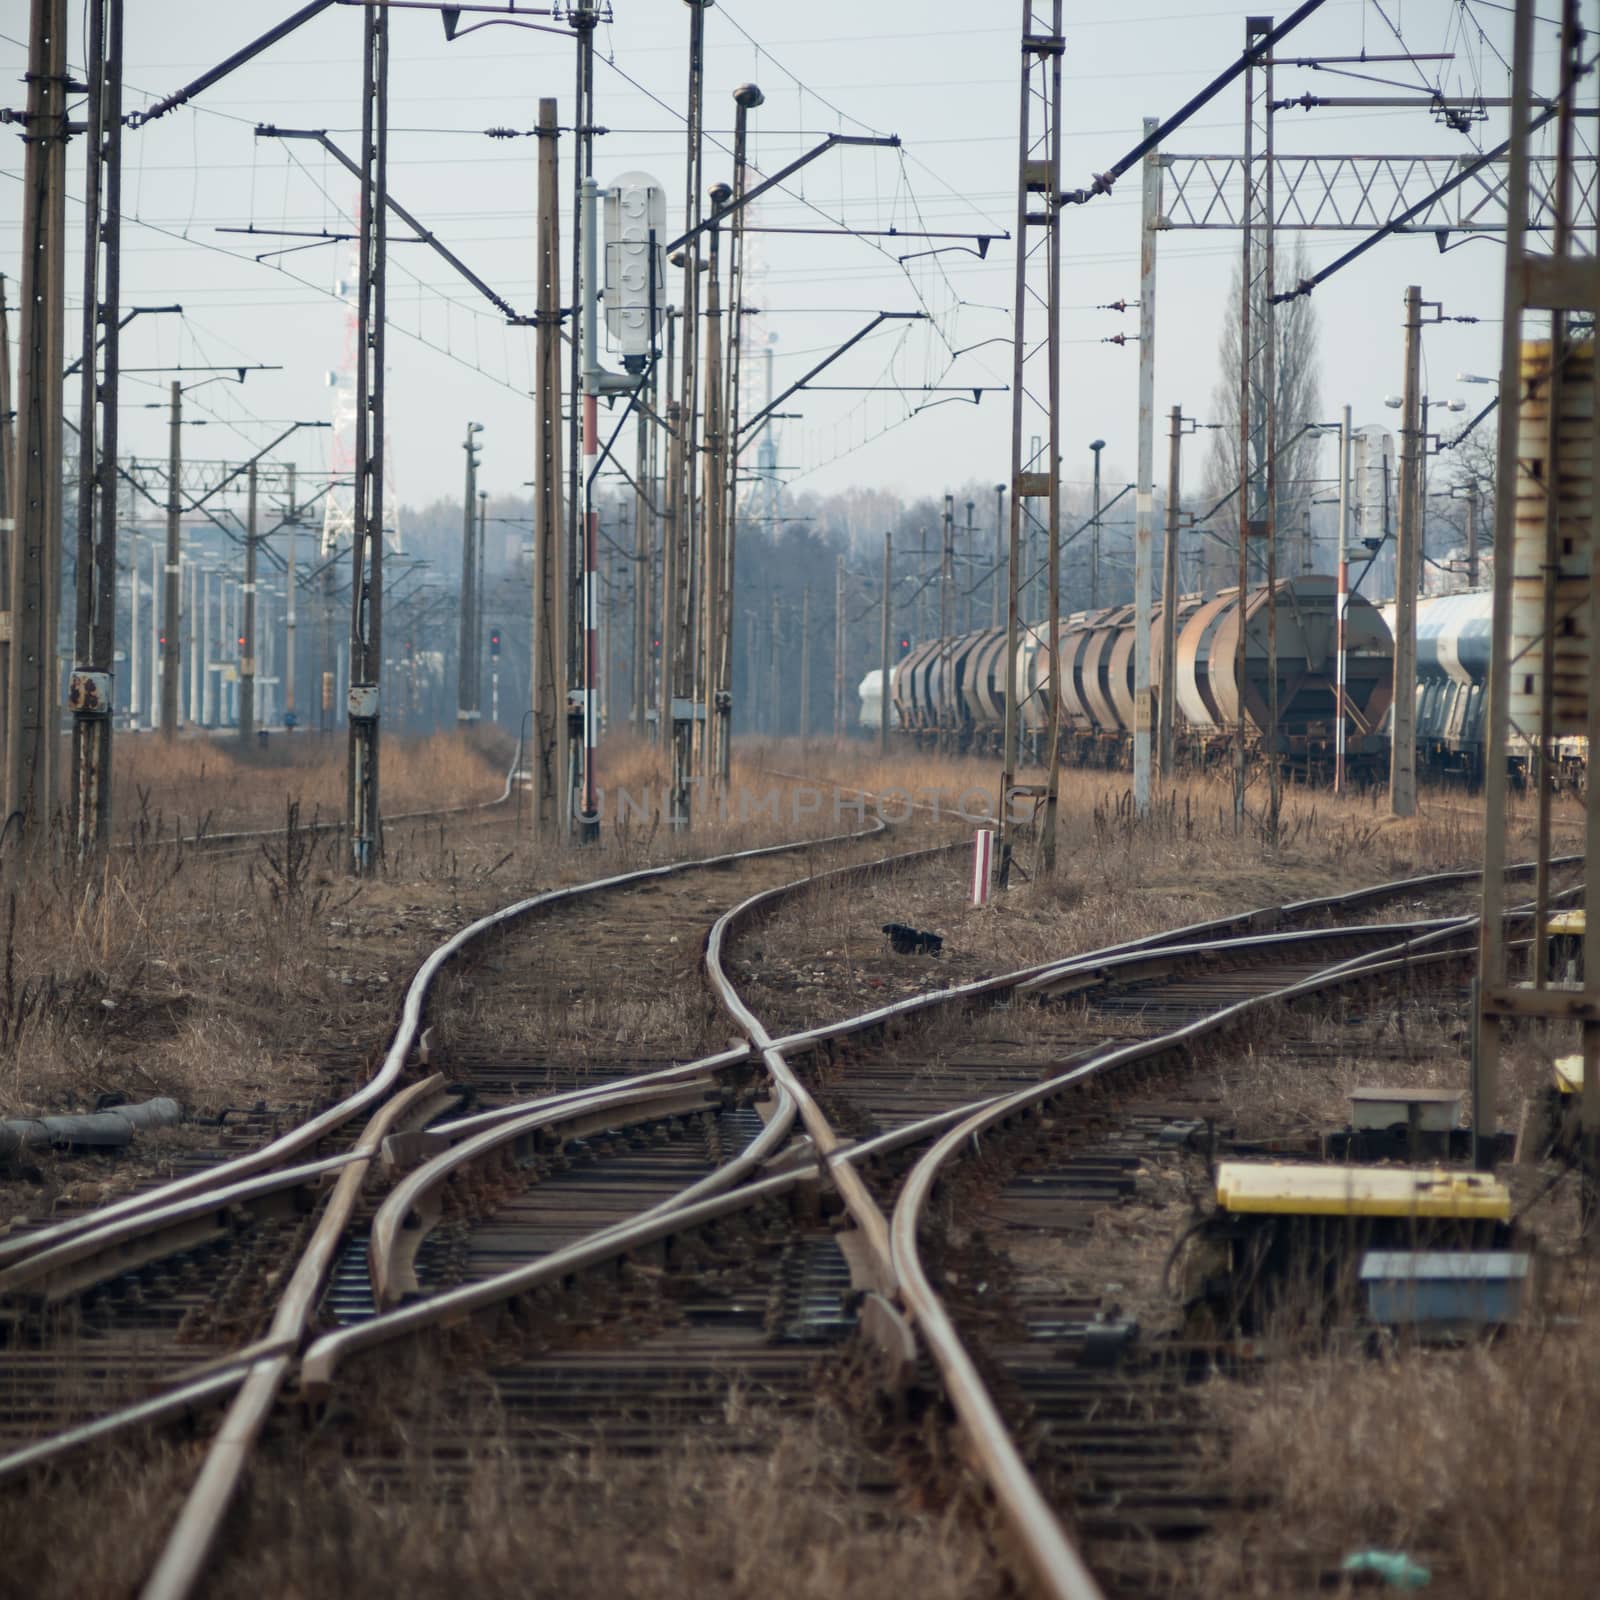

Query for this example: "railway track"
[0,811,936,1591]
[0,834,1575,1599]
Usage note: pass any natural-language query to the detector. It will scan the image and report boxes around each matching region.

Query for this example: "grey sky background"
[0,1,1568,532]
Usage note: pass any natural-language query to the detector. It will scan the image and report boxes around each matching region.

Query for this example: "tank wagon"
[1391,590,1585,783]
[881,576,1394,774]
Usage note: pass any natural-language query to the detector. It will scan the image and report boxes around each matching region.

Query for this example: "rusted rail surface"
[886,913,1555,1600]
[4,830,1577,1600]
[0,814,887,1277]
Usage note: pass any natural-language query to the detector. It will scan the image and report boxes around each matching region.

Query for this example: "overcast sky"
[0,1,1579,536]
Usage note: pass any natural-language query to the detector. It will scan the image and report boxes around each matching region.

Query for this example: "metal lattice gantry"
[1159,146,1598,238]
[997,1,1065,886]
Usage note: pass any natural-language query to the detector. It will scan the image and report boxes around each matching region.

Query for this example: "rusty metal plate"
[66,670,112,716]
[1508,339,1594,739]
[1016,471,1053,498]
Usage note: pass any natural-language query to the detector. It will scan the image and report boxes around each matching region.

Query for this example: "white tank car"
[856,667,896,732]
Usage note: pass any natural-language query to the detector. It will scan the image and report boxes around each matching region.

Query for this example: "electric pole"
[940,492,954,751]
[633,395,650,737]
[283,464,297,726]
[239,462,257,741]
[833,552,845,740]
[1159,405,1184,776]
[1235,14,1276,836]
[68,0,123,856]
[346,1,388,874]
[668,0,710,828]
[5,0,68,862]
[717,82,763,786]
[965,499,976,634]
[997,3,1064,883]
[530,97,566,837]
[0,278,13,762]
[1390,283,1423,819]
[458,421,482,724]
[1089,439,1104,609]
[799,584,810,744]
[991,483,1005,630]
[1132,114,1159,816]
[879,531,891,758]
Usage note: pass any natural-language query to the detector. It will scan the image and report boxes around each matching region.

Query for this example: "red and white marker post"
[972,827,995,906]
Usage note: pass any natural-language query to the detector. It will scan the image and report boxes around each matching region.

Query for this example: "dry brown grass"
[0,736,918,1215]
[722,742,1556,1040]
[109,725,513,835]
[0,1399,1002,1600]
[1192,1300,1600,1597]
[210,1406,998,1600]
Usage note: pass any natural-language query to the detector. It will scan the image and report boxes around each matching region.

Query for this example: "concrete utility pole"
[239,462,257,741]
[992,483,1005,629]
[767,591,780,738]
[345,1,388,874]
[799,585,810,743]
[68,0,123,856]
[128,533,140,728]
[717,82,762,786]
[1334,404,1353,793]
[668,0,710,829]
[698,185,727,783]
[1089,439,1105,609]
[1159,405,1185,776]
[1132,115,1160,816]
[1234,14,1276,835]
[879,531,891,757]
[457,421,482,724]
[1465,490,1479,589]
[5,0,68,860]
[964,499,976,634]
[632,396,650,737]
[530,97,567,837]
[477,489,486,716]
[833,552,845,739]
[1390,283,1423,819]
[186,552,199,725]
[0,277,13,760]
[940,492,954,750]
[283,464,297,726]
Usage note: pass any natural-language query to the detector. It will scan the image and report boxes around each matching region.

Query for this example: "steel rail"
[137,817,890,1600]
[0,815,885,1275]
[369,1076,724,1308]
[702,838,976,1294]
[7,844,1574,1600]
[141,1070,446,1600]
[887,924,1519,1600]
[298,1093,1000,1399]
[0,906,1523,1485]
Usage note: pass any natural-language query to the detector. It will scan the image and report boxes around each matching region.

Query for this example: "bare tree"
[1426,417,1496,590]
[1199,239,1323,592]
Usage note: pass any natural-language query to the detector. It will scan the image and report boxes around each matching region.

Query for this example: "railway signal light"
[898,636,912,657]
[489,628,501,658]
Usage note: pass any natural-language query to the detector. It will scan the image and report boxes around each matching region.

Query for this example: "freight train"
[872,576,1395,774]
[861,580,1583,786]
